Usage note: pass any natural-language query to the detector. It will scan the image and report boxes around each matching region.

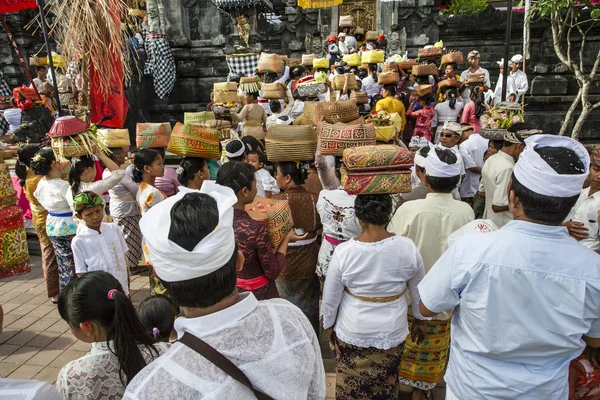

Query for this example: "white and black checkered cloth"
[144,34,176,99]
[0,114,9,135]
[0,71,11,97]
[226,53,259,80]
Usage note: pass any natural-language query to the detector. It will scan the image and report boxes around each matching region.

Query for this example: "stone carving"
[290,40,303,51]
[305,31,325,57]
[340,0,376,33]
[387,25,407,57]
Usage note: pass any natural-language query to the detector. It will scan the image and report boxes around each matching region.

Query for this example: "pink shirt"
[154,167,180,197]
[460,102,481,134]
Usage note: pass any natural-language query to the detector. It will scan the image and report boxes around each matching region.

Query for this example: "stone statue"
[305,31,325,57]
[387,24,406,57]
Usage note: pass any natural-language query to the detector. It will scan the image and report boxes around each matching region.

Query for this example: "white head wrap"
[442,121,462,135]
[276,115,292,125]
[425,145,462,178]
[139,181,238,282]
[511,54,523,63]
[414,153,427,168]
[225,137,245,158]
[513,134,589,198]
[447,219,498,247]
[329,44,339,54]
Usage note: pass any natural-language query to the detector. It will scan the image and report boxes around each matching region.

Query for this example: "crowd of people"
[0,42,597,400]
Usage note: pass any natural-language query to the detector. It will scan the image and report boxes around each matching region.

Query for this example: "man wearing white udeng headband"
[418,134,600,400]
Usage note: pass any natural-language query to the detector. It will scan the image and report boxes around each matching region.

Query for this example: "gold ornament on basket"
[237,15,250,48]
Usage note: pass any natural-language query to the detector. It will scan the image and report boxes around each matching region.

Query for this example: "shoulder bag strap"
[179,332,275,400]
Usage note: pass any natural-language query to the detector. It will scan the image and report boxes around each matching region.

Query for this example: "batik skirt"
[0,205,30,279]
[114,214,143,271]
[335,334,405,400]
[276,241,320,333]
[398,316,451,391]
[48,235,76,291]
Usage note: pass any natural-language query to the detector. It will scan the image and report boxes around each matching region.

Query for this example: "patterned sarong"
[48,235,76,291]
[399,316,451,390]
[144,34,176,99]
[225,53,259,81]
[114,215,143,272]
[335,334,404,400]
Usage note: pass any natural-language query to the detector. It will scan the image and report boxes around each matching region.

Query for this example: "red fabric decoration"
[0,0,37,14]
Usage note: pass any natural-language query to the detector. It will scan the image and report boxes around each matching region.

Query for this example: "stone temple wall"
[0,2,598,142]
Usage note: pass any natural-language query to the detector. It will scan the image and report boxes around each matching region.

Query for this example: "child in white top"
[71,191,129,294]
[246,151,279,198]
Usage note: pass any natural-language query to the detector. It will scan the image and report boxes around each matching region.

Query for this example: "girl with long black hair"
[461,85,486,133]
[361,63,382,101]
[16,144,60,301]
[56,271,167,399]
[32,148,78,292]
[66,147,125,214]
[432,87,464,144]
[133,149,166,295]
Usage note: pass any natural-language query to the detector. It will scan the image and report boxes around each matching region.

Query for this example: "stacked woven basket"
[49,116,108,160]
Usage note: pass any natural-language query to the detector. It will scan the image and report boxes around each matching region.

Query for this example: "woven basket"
[262,83,287,100]
[365,31,378,41]
[97,129,130,148]
[382,62,398,73]
[317,122,376,156]
[480,128,508,141]
[350,91,368,105]
[413,84,433,97]
[288,59,301,67]
[29,57,47,67]
[49,116,90,138]
[258,53,285,73]
[195,120,232,141]
[377,72,400,85]
[341,167,412,195]
[438,79,463,92]
[297,82,326,98]
[333,74,359,91]
[373,125,396,142]
[51,136,92,158]
[441,52,464,65]
[418,47,443,58]
[214,91,240,104]
[302,53,317,66]
[361,51,385,64]
[343,53,362,67]
[265,125,317,162]
[343,144,414,170]
[214,82,237,92]
[184,111,216,125]
[466,73,486,85]
[412,63,437,76]
[136,122,172,149]
[167,122,219,159]
[398,61,417,71]
[322,99,360,124]
[339,15,355,28]
[245,196,294,250]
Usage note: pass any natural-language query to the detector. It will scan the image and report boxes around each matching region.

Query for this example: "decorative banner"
[90,58,128,128]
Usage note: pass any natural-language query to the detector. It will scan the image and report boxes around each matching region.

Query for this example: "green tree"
[528,0,600,138]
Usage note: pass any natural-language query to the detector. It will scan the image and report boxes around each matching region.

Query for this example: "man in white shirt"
[439,122,465,200]
[564,145,600,253]
[30,66,47,93]
[510,54,529,101]
[481,128,527,228]
[459,124,489,202]
[125,182,326,400]
[338,32,349,55]
[388,146,474,398]
[494,59,517,105]
[460,50,491,104]
[419,134,600,400]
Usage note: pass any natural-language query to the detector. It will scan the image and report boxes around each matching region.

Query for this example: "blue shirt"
[418,220,600,399]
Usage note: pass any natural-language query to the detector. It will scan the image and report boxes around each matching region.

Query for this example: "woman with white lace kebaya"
[321,194,428,400]
[56,271,167,400]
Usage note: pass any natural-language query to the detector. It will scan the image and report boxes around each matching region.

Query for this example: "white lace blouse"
[56,341,168,400]
[322,235,427,350]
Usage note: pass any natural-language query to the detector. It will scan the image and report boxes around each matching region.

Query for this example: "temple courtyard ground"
[0,251,446,399]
